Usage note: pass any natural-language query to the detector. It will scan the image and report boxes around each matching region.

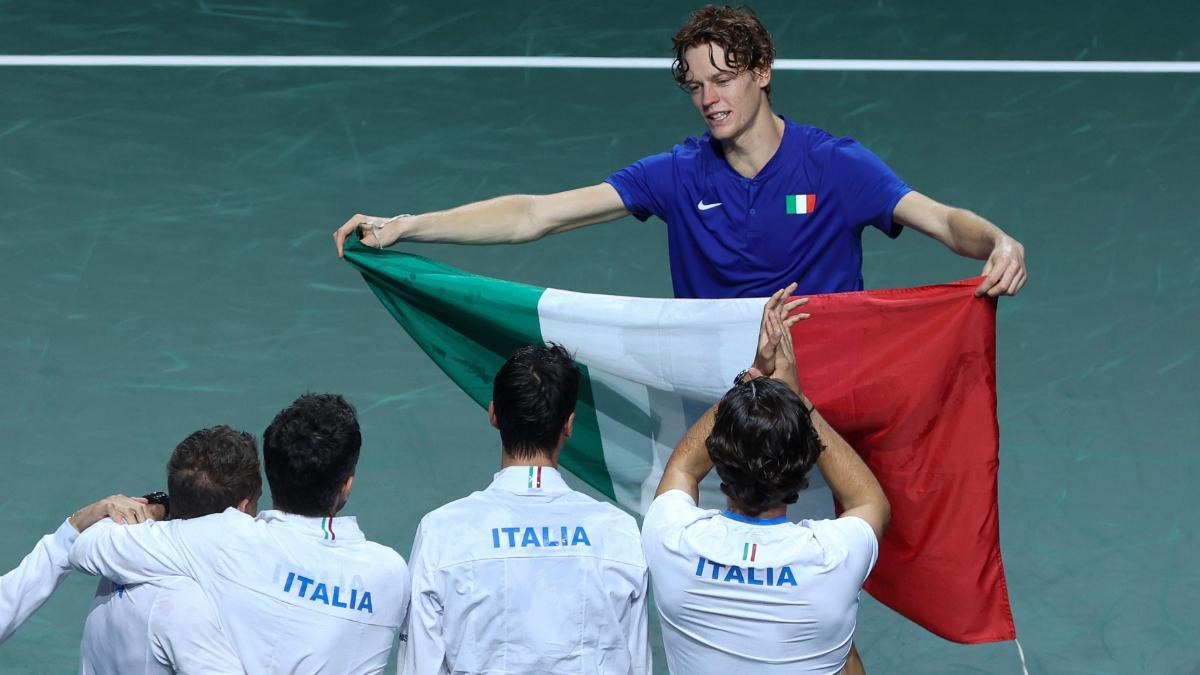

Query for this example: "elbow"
[513,194,550,243]
[878,498,892,535]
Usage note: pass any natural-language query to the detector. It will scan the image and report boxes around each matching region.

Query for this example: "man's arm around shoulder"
[69,512,218,585]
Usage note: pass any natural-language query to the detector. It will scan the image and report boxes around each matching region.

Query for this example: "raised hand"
[752,283,809,377]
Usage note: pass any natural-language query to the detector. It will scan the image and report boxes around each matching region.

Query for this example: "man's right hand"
[333,213,407,257]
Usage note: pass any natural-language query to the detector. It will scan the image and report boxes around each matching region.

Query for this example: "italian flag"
[344,239,1015,645]
[787,193,816,215]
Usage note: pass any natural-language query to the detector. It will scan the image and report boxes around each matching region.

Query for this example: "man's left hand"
[976,235,1027,298]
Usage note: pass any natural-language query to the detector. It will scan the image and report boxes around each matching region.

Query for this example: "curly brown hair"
[706,377,823,516]
[672,5,776,97]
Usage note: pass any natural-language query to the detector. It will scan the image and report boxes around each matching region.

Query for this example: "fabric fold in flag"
[343,239,1016,645]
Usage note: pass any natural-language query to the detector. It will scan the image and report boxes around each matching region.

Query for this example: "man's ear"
[755,66,772,90]
[562,412,576,440]
[488,401,499,429]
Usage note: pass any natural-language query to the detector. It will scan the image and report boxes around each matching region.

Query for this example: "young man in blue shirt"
[335,5,1027,299]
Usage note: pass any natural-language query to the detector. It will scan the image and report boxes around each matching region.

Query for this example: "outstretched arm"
[334,183,629,256]
[893,191,1027,298]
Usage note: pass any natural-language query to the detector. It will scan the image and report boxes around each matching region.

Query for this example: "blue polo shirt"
[605,118,911,299]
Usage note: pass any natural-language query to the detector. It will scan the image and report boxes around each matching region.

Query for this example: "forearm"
[391,194,542,245]
[658,404,717,500]
[797,393,886,513]
[69,520,190,584]
[943,208,1007,259]
[0,521,76,643]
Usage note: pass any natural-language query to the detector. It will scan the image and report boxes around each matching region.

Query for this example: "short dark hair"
[672,5,776,96]
[167,425,261,520]
[706,377,823,516]
[492,344,581,459]
[263,393,361,517]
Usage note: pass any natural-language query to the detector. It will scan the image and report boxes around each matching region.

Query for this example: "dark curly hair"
[672,5,776,97]
[167,425,261,520]
[706,377,824,516]
[492,344,581,459]
[263,393,361,517]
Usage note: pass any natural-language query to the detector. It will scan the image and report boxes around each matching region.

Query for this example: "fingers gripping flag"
[344,240,1016,644]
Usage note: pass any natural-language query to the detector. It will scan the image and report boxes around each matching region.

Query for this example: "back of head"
[263,393,361,516]
[706,377,823,516]
[492,344,581,459]
[167,425,262,520]
[672,4,776,95]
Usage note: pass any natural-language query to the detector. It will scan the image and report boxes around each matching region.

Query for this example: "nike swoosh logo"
[697,200,723,211]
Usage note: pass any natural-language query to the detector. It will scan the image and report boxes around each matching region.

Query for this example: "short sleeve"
[830,138,911,238]
[641,490,704,549]
[605,152,674,222]
[831,516,880,585]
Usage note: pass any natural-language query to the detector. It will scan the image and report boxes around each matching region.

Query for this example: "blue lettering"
[502,527,519,547]
[560,526,569,546]
[709,562,725,580]
[350,588,358,609]
[747,567,764,586]
[296,575,314,598]
[358,591,373,614]
[777,566,797,587]
[311,582,330,604]
[522,527,541,547]
[766,567,774,586]
[725,565,745,584]
[283,572,295,593]
[542,527,558,547]
[572,526,591,546]
[492,528,500,548]
[696,556,706,576]
[331,585,348,608]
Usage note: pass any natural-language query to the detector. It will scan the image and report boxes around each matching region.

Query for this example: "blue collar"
[722,510,789,525]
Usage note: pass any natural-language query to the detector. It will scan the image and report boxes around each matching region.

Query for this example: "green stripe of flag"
[786,194,797,214]
[344,239,617,502]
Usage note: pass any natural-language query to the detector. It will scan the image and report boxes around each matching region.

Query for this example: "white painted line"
[0,55,1198,73]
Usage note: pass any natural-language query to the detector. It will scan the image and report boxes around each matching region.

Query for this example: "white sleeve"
[0,519,77,644]
[69,518,199,585]
[832,516,880,582]
[400,520,448,675]
[641,489,702,553]
[626,564,652,675]
[150,578,245,674]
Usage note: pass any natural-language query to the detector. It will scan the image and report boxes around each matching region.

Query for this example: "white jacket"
[403,466,649,674]
[0,519,77,644]
[70,508,409,674]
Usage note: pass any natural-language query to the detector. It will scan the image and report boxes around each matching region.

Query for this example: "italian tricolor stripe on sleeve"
[344,239,1015,645]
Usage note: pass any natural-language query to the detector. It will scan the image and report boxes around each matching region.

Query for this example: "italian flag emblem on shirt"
[786,194,816,215]
[742,542,758,562]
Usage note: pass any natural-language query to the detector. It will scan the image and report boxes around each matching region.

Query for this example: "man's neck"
[720,110,785,179]
[500,450,558,470]
[726,500,787,521]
